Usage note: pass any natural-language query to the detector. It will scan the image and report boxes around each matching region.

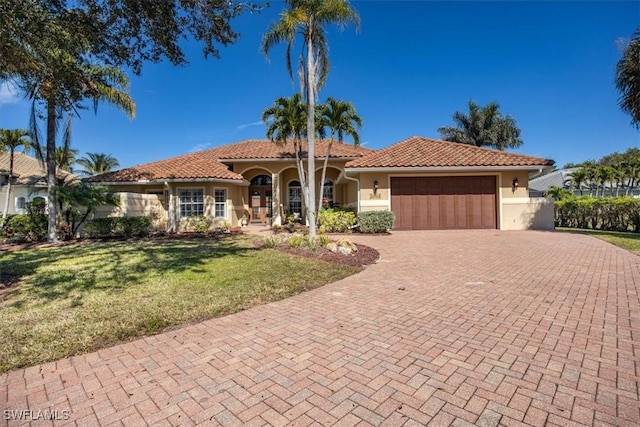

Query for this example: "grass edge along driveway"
[0,235,359,373]
[559,228,640,256]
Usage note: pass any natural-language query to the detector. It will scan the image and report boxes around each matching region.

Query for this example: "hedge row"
[555,197,640,232]
[83,216,151,238]
[357,210,395,233]
[316,209,395,233]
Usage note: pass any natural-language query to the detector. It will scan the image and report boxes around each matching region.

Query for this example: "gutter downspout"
[344,171,360,214]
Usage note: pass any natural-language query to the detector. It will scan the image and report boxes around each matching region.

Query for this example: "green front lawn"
[560,228,640,255]
[0,235,359,373]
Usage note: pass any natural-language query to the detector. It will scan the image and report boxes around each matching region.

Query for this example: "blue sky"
[0,1,638,169]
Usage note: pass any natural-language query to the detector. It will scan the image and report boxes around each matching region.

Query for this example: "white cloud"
[236,120,263,130]
[189,142,213,153]
[0,81,20,106]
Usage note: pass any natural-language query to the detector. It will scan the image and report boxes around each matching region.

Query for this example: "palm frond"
[29,101,45,165]
[615,27,640,128]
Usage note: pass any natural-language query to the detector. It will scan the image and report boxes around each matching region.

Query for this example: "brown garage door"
[391,176,497,230]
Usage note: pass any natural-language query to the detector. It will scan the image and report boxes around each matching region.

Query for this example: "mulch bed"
[274,243,380,268]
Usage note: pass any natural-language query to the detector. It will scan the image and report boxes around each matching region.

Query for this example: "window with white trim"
[179,188,204,218]
[214,188,227,218]
[16,197,26,210]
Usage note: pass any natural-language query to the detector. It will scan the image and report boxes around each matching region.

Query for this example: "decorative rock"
[337,245,354,255]
[326,242,338,253]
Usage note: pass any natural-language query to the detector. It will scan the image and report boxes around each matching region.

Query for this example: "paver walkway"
[2,230,640,426]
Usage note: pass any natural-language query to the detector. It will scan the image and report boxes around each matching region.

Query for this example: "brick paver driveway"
[2,230,640,426]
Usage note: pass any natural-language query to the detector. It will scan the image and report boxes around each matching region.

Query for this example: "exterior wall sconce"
[512,177,519,192]
[373,180,379,194]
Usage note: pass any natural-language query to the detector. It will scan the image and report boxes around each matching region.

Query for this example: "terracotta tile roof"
[201,139,372,160]
[89,139,370,183]
[346,136,555,169]
[0,152,75,185]
[87,155,244,182]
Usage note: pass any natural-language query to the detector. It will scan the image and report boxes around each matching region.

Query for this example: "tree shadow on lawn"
[0,235,256,306]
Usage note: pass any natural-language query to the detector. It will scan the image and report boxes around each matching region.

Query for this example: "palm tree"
[438,100,523,150]
[0,129,32,222]
[615,28,640,129]
[316,97,362,212]
[599,165,616,197]
[262,94,310,216]
[26,64,135,242]
[581,161,599,197]
[545,185,571,201]
[77,153,120,177]
[569,169,587,196]
[56,146,79,173]
[261,0,360,237]
[621,148,640,195]
[32,114,78,179]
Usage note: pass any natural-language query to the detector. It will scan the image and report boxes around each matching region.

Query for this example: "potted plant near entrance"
[241,210,250,227]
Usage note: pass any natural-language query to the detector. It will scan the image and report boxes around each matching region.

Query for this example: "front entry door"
[249,187,272,223]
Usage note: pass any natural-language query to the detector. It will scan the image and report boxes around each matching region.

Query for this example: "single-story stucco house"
[0,152,75,215]
[88,136,556,231]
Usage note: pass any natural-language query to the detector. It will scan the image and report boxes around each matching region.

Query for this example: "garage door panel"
[413,194,429,229]
[391,176,497,230]
[394,194,413,230]
[481,194,496,228]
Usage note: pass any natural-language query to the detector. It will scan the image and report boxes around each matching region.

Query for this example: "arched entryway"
[249,174,273,223]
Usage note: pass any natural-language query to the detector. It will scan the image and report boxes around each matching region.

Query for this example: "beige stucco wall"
[0,186,47,215]
[357,172,390,212]
[94,193,168,231]
[500,171,529,199]
[501,197,555,230]
[343,180,358,208]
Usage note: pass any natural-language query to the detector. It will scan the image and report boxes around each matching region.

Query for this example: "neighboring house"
[528,168,578,196]
[88,136,556,231]
[0,152,75,214]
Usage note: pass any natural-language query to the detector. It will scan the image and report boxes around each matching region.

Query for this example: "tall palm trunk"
[294,139,308,218]
[46,99,58,242]
[1,148,16,222]
[306,23,317,237]
[318,136,334,212]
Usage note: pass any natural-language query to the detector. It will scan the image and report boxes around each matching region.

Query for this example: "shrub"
[288,233,316,250]
[180,216,212,233]
[318,208,357,233]
[555,196,640,232]
[318,234,332,247]
[357,210,395,233]
[83,216,151,238]
[119,216,152,237]
[83,218,113,238]
[263,234,290,248]
[1,199,47,242]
